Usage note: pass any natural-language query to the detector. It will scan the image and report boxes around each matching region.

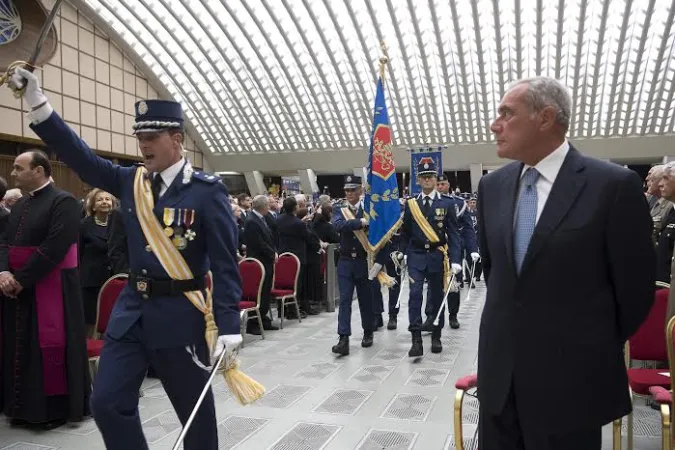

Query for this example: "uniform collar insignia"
[182,161,193,185]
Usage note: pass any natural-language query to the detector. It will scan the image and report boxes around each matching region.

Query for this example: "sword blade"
[171,349,226,450]
[28,0,65,69]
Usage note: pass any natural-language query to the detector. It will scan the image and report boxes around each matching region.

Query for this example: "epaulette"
[191,170,220,183]
[134,162,145,167]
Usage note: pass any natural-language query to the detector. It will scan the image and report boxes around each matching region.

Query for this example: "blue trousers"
[425,290,460,319]
[373,258,401,316]
[90,320,217,450]
[337,258,374,336]
[408,266,444,331]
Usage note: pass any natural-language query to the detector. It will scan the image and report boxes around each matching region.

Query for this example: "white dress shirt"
[517,140,570,224]
[417,190,440,203]
[154,158,185,197]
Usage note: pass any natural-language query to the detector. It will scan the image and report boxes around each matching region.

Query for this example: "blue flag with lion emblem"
[364,77,401,254]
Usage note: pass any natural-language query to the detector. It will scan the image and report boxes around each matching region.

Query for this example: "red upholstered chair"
[622,281,671,450]
[650,314,675,450]
[86,274,128,383]
[238,258,266,346]
[271,252,301,329]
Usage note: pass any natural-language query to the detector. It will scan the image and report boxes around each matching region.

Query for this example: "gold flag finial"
[379,40,389,79]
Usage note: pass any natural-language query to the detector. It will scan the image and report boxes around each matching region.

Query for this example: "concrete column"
[469,163,483,194]
[663,156,675,163]
[297,169,319,195]
[243,171,266,196]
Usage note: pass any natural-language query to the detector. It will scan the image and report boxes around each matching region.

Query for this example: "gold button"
[145,245,152,252]
[142,294,149,300]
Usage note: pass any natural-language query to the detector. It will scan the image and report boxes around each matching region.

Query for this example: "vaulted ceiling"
[84,0,675,155]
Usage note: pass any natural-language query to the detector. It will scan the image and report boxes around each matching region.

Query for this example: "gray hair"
[510,77,572,133]
[663,162,675,178]
[294,194,306,204]
[251,194,269,211]
[651,164,666,179]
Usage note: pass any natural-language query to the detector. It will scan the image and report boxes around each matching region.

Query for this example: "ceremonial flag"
[410,148,443,195]
[364,76,401,254]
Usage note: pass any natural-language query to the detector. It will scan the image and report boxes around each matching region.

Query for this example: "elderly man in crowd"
[243,195,279,334]
[647,165,672,236]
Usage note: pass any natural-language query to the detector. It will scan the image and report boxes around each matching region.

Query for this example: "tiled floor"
[0,281,664,449]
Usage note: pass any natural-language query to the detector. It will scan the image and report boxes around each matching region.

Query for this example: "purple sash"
[8,244,77,396]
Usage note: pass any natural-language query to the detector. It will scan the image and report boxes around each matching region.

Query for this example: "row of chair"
[85,252,304,382]
[453,281,673,450]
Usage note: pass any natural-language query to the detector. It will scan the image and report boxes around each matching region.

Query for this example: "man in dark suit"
[477,76,655,449]
[243,195,279,334]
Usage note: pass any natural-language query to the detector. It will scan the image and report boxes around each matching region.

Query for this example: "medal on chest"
[163,208,175,237]
[172,208,187,250]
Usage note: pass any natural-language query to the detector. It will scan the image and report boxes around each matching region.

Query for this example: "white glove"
[451,263,462,274]
[360,218,368,228]
[471,252,480,262]
[368,262,383,280]
[9,67,47,109]
[212,334,243,365]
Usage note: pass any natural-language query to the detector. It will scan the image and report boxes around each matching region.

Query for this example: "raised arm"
[12,68,128,198]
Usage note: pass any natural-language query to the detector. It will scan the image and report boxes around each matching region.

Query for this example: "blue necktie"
[514,168,540,273]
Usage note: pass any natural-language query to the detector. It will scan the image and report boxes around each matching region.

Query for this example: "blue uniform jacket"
[400,193,462,271]
[445,194,479,254]
[31,112,241,349]
[332,203,386,265]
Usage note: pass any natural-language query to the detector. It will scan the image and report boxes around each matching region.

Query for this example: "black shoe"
[247,325,262,336]
[459,282,464,289]
[431,330,442,353]
[409,331,423,357]
[449,316,460,329]
[262,321,279,331]
[475,277,481,281]
[421,317,434,333]
[387,315,397,330]
[361,332,374,348]
[332,335,350,355]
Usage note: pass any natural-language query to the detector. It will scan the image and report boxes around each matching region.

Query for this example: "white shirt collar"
[520,140,570,183]
[156,158,185,188]
[29,180,51,196]
[418,190,439,201]
[347,200,363,210]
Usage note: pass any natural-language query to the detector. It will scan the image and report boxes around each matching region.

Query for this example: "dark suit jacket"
[477,146,655,433]
[107,207,129,274]
[243,212,276,266]
[0,207,9,236]
[276,212,312,264]
[80,216,112,287]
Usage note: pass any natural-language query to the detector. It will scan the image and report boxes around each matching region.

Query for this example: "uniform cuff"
[27,102,53,125]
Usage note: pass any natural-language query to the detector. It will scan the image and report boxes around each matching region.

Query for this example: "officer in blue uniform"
[10,68,241,450]
[331,175,381,355]
[423,174,480,330]
[372,204,406,330]
[466,196,482,282]
[401,159,462,357]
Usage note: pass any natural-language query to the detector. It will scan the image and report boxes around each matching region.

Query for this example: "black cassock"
[0,183,90,424]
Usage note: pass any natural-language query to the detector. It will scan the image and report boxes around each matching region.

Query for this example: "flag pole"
[379,40,389,81]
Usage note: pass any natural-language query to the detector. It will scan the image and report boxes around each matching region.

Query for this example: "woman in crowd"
[79,189,114,336]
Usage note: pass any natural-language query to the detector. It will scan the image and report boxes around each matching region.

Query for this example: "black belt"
[340,251,366,260]
[129,273,206,298]
[411,242,445,252]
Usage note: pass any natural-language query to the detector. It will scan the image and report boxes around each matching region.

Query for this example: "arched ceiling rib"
[84,0,675,155]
